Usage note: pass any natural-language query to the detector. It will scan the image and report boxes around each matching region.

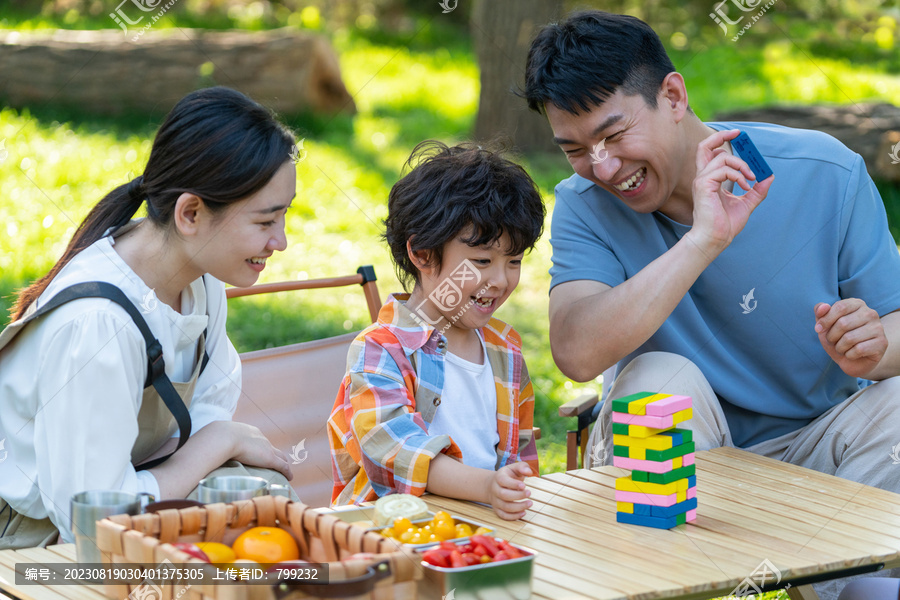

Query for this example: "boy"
[327,140,545,520]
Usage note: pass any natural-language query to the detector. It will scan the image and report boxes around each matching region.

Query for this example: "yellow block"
[672,456,683,469]
[616,502,634,514]
[671,407,692,424]
[627,393,670,415]
[613,434,675,450]
[622,423,670,438]
[676,490,687,503]
[615,476,690,495]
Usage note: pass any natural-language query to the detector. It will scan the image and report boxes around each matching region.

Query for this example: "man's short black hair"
[384,140,546,291]
[524,10,677,115]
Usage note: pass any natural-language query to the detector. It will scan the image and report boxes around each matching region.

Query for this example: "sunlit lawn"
[1,12,899,503]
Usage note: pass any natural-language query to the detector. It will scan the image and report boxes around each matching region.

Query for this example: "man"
[524,10,900,495]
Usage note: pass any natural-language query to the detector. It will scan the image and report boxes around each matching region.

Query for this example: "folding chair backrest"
[227,266,381,508]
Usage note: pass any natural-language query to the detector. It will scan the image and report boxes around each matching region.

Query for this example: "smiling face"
[192,160,296,287]
[546,75,692,218]
[408,231,523,338]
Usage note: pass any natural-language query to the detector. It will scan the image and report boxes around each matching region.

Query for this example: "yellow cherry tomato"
[392,517,413,534]
[434,521,456,540]
[433,511,452,523]
[399,530,415,543]
[474,526,492,536]
[379,528,394,539]
[454,523,474,538]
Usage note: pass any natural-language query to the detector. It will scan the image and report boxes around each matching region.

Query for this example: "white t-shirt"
[0,229,241,541]
[428,333,500,471]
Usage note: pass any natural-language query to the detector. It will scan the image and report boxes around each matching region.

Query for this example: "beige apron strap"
[131,333,205,465]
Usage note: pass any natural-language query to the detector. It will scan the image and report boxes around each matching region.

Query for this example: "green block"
[675,511,686,525]
[614,446,630,458]
[669,428,693,444]
[610,391,656,413]
[631,470,649,482]
[612,422,630,435]
[644,441,695,461]
[645,464,696,484]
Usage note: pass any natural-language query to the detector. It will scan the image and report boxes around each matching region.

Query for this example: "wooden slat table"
[1,447,898,600]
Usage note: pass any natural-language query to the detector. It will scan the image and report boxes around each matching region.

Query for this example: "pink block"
[615,490,679,506]
[613,455,676,473]
[682,453,695,466]
[686,509,697,522]
[687,487,697,500]
[612,411,675,428]
[645,394,692,416]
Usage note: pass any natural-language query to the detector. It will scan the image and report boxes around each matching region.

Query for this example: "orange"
[232,527,300,563]
[195,542,236,564]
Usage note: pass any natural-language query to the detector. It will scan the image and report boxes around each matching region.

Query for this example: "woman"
[0,86,297,548]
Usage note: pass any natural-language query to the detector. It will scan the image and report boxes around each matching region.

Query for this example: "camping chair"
[226,266,381,508]
[559,365,616,470]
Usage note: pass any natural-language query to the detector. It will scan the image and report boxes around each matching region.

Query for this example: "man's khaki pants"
[586,352,900,600]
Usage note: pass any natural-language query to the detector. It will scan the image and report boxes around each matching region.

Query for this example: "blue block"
[632,503,653,516]
[687,475,696,488]
[649,498,698,518]
[617,511,682,529]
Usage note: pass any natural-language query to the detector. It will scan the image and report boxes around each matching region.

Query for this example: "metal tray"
[310,505,435,530]
[417,540,536,600]
[367,514,494,550]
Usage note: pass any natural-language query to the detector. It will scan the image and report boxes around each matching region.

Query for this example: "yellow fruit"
[392,517,413,534]
[399,530,415,543]
[434,521,456,540]
[379,528,394,539]
[232,527,300,563]
[474,526,492,536]
[195,542,236,564]
[433,511,452,523]
[455,523,474,538]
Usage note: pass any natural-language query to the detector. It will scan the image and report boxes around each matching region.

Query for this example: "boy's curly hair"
[383,140,546,291]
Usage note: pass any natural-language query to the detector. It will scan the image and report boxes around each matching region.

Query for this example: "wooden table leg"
[787,584,820,600]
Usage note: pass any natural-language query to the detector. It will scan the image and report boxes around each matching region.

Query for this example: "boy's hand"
[488,462,533,520]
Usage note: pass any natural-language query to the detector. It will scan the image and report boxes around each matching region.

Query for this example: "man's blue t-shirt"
[550,121,900,447]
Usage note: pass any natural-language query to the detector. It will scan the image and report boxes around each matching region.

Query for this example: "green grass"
[1,9,899,490]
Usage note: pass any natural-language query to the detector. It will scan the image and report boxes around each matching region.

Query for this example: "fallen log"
[714,103,900,182]
[0,27,356,117]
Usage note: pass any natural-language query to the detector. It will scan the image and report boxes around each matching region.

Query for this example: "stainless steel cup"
[71,490,152,564]
[196,475,288,503]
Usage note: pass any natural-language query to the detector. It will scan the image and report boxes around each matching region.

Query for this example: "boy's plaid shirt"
[327,294,539,505]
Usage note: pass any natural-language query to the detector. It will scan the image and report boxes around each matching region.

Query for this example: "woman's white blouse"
[0,232,241,541]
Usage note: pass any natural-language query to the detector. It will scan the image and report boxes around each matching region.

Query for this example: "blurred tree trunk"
[472,0,563,154]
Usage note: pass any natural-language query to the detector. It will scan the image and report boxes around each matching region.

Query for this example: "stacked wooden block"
[613,392,697,529]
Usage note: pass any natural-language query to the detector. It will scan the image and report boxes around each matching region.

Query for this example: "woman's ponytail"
[10,176,145,320]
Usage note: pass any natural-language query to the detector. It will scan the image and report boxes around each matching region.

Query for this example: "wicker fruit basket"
[94,495,420,600]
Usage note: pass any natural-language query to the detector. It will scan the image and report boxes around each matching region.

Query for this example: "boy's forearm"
[425,453,492,503]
